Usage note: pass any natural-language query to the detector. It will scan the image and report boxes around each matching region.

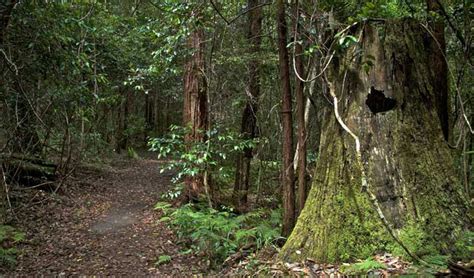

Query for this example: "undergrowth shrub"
[148,125,259,184]
[155,202,281,267]
[340,257,386,275]
[387,222,472,270]
[0,225,25,267]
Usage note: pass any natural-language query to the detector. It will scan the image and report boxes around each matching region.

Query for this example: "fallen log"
[1,154,58,190]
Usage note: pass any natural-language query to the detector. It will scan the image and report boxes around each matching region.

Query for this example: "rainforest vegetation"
[0,0,472,276]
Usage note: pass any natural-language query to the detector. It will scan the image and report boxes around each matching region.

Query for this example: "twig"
[435,0,467,49]
[0,165,15,219]
[292,21,360,83]
[227,1,272,25]
[209,0,230,24]
[17,181,55,190]
[0,48,18,75]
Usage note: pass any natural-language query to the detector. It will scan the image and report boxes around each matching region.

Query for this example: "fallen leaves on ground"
[1,156,207,276]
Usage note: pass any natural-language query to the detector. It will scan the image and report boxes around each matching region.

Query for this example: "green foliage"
[337,34,358,49]
[452,230,474,261]
[148,125,260,184]
[155,202,281,267]
[385,221,471,270]
[0,225,25,267]
[127,147,139,159]
[155,255,172,266]
[160,183,184,200]
[340,258,386,275]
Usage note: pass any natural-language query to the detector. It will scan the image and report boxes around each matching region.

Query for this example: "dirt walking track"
[5,157,206,276]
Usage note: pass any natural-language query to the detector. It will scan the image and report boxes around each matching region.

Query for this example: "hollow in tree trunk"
[280,20,468,262]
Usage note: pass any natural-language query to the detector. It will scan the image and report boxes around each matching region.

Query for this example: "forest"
[0,0,472,276]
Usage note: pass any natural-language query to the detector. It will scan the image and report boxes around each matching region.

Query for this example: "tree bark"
[426,0,449,141]
[280,20,467,262]
[183,25,209,202]
[276,0,296,237]
[144,91,151,141]
[116,91,130,152]
[233,0,263,210]
[292,0,307,215]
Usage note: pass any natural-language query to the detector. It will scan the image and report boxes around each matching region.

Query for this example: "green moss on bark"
[279,19,469,264]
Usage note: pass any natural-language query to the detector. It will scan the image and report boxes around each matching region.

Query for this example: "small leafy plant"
[340,258,386,275]
[155,255,172,266]
[127,147,139,159]
[0,225,25,266]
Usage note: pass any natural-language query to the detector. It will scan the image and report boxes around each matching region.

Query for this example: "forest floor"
[3,155,208,276]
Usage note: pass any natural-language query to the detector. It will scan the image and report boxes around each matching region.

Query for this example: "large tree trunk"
[280,20,467,263]
[233,0,263,210]
[183,26,209,201]
[276,0,296,237]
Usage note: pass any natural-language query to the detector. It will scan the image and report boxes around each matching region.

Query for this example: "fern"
[341,258,386,275]
[0,225,24,267]
[154,202,281,266]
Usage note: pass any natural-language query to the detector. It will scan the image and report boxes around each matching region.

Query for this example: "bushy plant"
[148,125,259,184]
[155,202,281,267]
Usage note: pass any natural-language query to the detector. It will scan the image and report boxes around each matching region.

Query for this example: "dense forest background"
[0,0,472,276]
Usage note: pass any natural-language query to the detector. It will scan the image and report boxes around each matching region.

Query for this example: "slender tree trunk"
[144,91,155,141]
[122,92,131,149]
[183,26,209,201]
[144,91,150,141]
[154,91,161,135]
[280,20,468,263]
[0,0,17,224]
[233,0,263,210]
[426,0,449,141]
[0,0,16,45]
[115,98,123,153]
[277,0,296,237]
[116,92,129,153]
[292,0,307,215]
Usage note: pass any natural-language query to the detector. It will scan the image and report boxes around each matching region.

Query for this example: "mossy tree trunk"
[280,20,467,263]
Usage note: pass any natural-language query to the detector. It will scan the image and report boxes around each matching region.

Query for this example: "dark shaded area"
[366,86,397,114]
